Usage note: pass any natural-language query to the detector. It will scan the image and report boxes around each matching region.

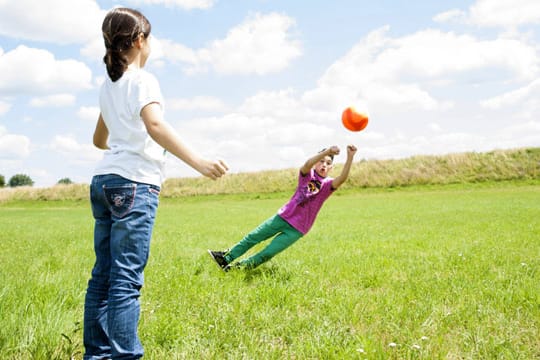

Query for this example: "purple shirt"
[278,169,335,234]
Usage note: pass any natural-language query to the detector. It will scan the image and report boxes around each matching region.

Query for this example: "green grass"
[0,182,539,359]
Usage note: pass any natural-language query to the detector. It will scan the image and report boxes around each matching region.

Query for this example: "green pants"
[225,214,303,269]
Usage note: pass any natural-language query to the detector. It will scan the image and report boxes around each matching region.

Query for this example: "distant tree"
[0,174,5,187]
[57,177,73,185]
[8,174,34,187]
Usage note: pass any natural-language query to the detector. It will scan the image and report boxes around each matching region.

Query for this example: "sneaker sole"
[207,249,229,272]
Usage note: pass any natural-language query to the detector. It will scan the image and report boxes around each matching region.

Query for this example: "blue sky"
[1,0,539,187]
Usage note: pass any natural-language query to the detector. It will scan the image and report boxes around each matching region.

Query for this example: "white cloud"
[481,79,540,109]
[357,131,493,161]
[495,121,540,148]
[2,2,538,187]
[77,106,100,122]
[303,26,539,116]
[0,0,104,44]
[152,38,198,64]
[390,30,537,80]
[429,123,443,132]
[480,79,540,122]
[158,12,302,75]
[126,0,216,10]
[169,22,540,175]
[0,46,93,95]
[166,88,339,176]
[81,38,106,62]
[30,94,76,108]
[50,135,81,153]
[50,135,102,162]
[0,100,11,116]
[433,9,466,23]
[167,96,228,112]
[468,0,540,28]
[205,12,301,75]
[435,0,540,28]
[239,89,301,117]
[0,126,31,159]
[87,12,301,76]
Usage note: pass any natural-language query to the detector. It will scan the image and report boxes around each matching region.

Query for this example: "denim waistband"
[92,174,160,191]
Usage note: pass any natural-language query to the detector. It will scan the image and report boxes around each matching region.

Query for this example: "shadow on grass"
[240,264,293,283]
[193,252,294,283]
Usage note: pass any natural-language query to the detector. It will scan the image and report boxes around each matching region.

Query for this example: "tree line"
[0,174,72,187]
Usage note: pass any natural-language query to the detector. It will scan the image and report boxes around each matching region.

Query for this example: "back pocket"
[103,183,136,218]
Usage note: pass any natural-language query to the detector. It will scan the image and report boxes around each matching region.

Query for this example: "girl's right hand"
[200,159,229,180]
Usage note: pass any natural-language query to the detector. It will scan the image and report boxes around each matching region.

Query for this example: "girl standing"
[84,8,228,359]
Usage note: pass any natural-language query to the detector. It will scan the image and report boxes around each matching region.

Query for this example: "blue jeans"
[84,174,160,360]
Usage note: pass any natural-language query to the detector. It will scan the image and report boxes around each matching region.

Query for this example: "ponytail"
[103,48,128,82]
[101,8,151,82]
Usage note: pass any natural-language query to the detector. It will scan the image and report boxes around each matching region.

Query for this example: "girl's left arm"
[141,103,228,180]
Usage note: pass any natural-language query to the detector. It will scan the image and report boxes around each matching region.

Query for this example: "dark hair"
[102,8,151,82]
[319,148,334,160]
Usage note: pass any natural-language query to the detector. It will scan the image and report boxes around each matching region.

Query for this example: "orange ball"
[342,106,368,132]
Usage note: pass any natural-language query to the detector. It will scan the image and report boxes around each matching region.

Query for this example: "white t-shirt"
[94,68,166,187]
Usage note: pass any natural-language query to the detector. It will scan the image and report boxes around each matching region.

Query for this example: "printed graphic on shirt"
[297,179,322,206]
[307,179,321,194]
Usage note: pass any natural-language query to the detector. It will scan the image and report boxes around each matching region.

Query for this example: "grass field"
[0,181,539,359]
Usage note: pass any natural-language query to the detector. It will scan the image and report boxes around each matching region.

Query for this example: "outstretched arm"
[300,146,340,175]
[141,103,228,180]
[331,145,357,189]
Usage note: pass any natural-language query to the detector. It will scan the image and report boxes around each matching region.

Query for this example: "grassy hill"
[1,147,539,203]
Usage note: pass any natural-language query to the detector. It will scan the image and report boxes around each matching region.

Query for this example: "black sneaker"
[207,250,229,271]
